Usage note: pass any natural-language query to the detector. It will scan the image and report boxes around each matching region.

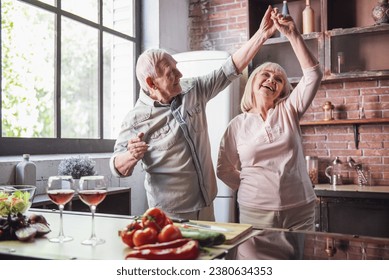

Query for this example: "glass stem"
[90,205,97,239]
[59,204,65,237]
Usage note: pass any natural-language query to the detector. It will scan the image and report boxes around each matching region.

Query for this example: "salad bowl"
[0,185,36,216]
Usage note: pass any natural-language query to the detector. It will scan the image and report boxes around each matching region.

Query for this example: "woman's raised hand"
[271,8,297,37]
[259,5,277,40]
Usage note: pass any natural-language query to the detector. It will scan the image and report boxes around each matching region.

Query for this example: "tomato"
[142,207,166,232]
[133,227,158,247]
[126,220,143,231]
[121,229,137,247]
[163,217,173,226]
[157,224,182,243]
[120,221,142,247]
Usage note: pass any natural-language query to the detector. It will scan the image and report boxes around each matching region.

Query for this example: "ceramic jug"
[325,157,343,186]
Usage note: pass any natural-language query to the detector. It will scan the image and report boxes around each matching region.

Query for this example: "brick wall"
[188,0,389,186]
[303,234,389,260]
[189,0,247,53]
[302,79,389,186]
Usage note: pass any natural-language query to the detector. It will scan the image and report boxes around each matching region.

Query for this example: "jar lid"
[305,156,318,160]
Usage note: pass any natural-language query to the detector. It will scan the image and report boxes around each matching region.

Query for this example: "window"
[0,0,140,155]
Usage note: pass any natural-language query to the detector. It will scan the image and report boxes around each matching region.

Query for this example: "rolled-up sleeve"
[217,120,241,191]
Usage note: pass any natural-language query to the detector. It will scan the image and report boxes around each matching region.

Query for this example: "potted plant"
[58,156,96,179]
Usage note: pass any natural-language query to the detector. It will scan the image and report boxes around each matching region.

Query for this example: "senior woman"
[217,10,323,230]
[110,7,279,221]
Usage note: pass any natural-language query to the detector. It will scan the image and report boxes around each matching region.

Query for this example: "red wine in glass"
[78,176,107,246]
[46,176,75,243]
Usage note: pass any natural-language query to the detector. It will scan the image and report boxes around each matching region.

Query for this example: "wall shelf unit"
[300,118,389,149]
[248,0,389,82]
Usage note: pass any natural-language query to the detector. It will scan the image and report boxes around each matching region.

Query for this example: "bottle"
[280,1,290,37]
[282,1,290,17]
[337,52,344,73]
[15,154,37,186]
[302,0,315,34]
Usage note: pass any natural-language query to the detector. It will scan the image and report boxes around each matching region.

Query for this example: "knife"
[183,221,232,232]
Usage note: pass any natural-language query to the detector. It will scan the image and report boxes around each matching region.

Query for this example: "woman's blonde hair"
[136,48,170,93]
[240,62,293,112]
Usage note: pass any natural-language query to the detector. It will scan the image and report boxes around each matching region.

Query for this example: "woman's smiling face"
[252,68,285,104]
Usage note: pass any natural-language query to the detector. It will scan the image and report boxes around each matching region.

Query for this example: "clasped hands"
[261,5,296,39]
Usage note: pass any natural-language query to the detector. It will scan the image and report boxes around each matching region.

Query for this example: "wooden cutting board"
[177,220,253,245]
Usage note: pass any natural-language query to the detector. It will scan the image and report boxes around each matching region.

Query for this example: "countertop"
[2,209,389,260]
[224,228,389,260]
[0,209,255,260]
[314,184,389,199]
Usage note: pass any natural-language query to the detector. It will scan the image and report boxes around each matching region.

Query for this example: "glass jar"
[305,156,318,185]
[322,101,334,121]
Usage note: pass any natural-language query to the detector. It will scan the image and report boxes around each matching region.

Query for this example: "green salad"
[0,190,31,216]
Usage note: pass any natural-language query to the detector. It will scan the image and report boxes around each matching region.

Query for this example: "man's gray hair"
[136,49,169,92]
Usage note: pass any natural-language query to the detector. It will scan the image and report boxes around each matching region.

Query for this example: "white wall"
[141,0,189,53]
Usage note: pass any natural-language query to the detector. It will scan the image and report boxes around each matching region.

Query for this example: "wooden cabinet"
[315,186,389,238]
[248,0,389,82]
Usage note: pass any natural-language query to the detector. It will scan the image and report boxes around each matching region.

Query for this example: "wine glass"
[77,175,107,246]
[46,175,75,243]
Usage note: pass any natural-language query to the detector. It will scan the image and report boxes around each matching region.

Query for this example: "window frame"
[0,0,141,156]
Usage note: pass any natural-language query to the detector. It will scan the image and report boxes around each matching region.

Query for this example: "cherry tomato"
[133,227,158,247]
[142,207,166,232]
[126,220,143,231]
[158,224,182,243]
[121,229,137,247]
[120,221,142,247]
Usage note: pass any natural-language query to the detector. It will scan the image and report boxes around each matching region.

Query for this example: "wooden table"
[0,209,254,260]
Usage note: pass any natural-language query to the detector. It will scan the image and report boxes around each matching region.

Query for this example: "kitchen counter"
[314,184,389,199]
[314,184,389,238]
[2,209,389,260]
[0,209,254,260]
[224,228,389,260]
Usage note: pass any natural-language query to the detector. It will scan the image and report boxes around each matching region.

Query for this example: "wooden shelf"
[300,117,389,126]
[248,0,389,82]
[300,118,389,149]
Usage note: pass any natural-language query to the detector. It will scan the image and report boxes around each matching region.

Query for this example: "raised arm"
[232,5,276,73]
[271,9,318,69]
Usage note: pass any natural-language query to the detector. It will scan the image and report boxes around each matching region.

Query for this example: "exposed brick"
[319,82,344,90]
[344,80,378,89]
[361,87,389,95]
[228,22,247,30]
[211,0,235,5]
[327,88,359,97]
[227,7,247,17]
[209,11,227,20]
[210,18,232,26]
[209,25,227,33]
[379,78,389,87]
[215,3,242,12]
